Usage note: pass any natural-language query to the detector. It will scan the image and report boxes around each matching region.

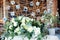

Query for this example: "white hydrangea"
[13,22,18,27]
[27,26,33,33]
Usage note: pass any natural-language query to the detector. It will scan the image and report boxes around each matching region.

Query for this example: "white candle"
[3,0,5,17]
[3,0,7,24]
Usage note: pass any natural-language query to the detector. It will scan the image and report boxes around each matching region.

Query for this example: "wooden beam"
[52,0,57,16]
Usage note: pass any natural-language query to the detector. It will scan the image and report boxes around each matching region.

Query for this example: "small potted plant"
[41,14,57,35]
[48,15,57,35]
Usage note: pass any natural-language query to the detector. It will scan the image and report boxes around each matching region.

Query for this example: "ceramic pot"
[48,28,55,35]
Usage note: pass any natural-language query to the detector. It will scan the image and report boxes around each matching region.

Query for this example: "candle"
[3,0,5,17]
[3,0,7,23]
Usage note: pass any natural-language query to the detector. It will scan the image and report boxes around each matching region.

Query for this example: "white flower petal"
[14,22,18,26]
[14,27,20,33]
[27,26,33,33]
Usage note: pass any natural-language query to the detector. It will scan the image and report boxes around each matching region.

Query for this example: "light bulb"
[16,4,20,9]
[36,1,40,6]
[10,1,15,5]
[30,1,34,6]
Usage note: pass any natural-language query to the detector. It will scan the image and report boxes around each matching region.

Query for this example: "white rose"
[18,16,22,20]
[21,17,25,23]
[14,27,20,33]
[21,23,25,27]
[13,22,18,27]
[33,27,41,35]
[9,25,13,30]
[26,17,30,22]
[27,26,33,33]
[31,19,34,21]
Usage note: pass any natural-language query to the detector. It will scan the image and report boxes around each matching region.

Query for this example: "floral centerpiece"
[4,16,43,40]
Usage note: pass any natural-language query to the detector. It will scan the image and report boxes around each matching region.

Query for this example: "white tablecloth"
[42,35,60,40]
[5,35,60,40]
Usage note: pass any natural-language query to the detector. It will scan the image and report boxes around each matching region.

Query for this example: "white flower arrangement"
[4,16,43,40]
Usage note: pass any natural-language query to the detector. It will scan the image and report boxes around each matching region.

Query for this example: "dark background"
[58,0,60,20]
[58,0,60,17]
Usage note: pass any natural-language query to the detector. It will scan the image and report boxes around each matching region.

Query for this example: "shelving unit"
[6,0,47,20]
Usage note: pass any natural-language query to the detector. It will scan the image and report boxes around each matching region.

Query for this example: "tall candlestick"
[3,0,7,24]
[3,0,5,17]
